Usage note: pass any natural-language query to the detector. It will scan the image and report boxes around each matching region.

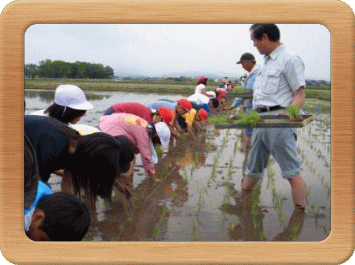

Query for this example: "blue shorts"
[244,128,253,137]
[232,97,244,109]
[245,127,303,179]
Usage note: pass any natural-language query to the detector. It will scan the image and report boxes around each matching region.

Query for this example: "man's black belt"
[256,105,284,113]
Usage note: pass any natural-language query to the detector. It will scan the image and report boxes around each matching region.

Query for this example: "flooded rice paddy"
[25,89,331,241]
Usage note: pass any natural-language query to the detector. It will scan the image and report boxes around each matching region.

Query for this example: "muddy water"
[25,89,331,242]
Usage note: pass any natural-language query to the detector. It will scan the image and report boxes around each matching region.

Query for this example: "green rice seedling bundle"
[287,105,303,122]
[155,145,164,156]
[236,111,261,125]
[230,88,253,94]
[209,116,229,125]
[179,132,190,140]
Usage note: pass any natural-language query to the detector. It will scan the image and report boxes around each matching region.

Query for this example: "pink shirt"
[99,113,155,175]
[111,102,152,123]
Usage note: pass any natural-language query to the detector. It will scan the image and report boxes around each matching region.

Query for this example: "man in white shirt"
[243,24,307,210]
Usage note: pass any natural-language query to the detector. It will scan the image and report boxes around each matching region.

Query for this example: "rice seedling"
[161,205,170,224]
[322,223,330,235]
[229,88,253,94]
[179,132,191,140]
[152,224,161,239]
[209,116,229,125]
[159,162,173,179]
[228,220,235,231]
[155,145,164,156]
[290,223,301,241]
[227,156,234,181]
[267,166,275,184]
[236,111,261,126]
[191,219,200,241]
[259,232,267,241]
[287,105,302,121]
[233,137,239,157]
[193,151,201,168]
[272,188,285,222]
[323,182,331,197]
[210,149,221,182]
[196,188,205,214]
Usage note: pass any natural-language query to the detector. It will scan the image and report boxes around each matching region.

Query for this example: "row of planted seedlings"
[298,116,331,237]
[187,126,246,241]
[136,132,218,241]
[209,108,290,240]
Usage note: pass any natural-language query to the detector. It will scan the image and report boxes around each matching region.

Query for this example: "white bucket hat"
[154,122,171,145]
[54,85,93,110]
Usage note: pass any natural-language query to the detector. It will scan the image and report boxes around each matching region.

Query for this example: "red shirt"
[111,102,152,123]
[216,88,228,100]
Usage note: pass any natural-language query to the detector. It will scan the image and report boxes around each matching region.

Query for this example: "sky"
[24,24,331,81]
[5,0,355,83]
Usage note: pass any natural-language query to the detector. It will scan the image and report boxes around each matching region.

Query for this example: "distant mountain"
[114,68,239,80]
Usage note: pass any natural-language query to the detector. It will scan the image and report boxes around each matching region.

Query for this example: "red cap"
[177,98,192,112]
[157,106,173,124]
[197,75,208,83]
[198,108,208,121]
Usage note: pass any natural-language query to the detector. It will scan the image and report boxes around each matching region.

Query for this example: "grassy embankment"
[25,78,330,112]
[25,78,330,99]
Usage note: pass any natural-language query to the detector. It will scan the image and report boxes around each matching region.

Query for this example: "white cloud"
[25,24,331,80]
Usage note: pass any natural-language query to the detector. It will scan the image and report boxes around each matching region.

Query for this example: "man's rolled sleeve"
[285,56,306,92]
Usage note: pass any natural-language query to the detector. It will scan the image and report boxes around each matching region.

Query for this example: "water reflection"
[25,90,55,103]
[25,89,113,103]
[87,139,204,241]
[222,187,305,241]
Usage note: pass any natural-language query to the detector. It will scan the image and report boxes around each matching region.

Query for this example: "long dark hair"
[148,124,161,145]
[68,132,135,203]
[45,103,86,124]
[24,133,39,210]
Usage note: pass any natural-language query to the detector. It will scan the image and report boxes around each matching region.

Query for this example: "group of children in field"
[24,76,236,241]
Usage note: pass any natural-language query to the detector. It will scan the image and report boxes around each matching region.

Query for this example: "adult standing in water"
[243,24,307,210]
[223,53,260,170]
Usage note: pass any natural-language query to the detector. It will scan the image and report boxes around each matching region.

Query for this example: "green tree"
[24,64,38,78]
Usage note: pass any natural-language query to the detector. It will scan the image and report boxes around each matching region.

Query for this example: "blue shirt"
[147,101,176,110]
[24,181,52,232]
[24,181,52,215]
[242,66,260,112]
[242,66,260,90]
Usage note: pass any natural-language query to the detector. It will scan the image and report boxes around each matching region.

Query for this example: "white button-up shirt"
[252,44,306,109]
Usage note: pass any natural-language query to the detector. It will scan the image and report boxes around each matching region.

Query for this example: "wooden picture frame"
[0,0,354,263]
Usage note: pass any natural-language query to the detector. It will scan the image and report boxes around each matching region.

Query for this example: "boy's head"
[27,192,90,241]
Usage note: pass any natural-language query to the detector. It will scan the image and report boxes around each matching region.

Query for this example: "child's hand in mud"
[149,173,161,182]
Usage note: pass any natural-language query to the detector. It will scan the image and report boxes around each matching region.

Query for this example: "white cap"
[154,122,171,145]
[149,140,159,164]
[54,85,93,110]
